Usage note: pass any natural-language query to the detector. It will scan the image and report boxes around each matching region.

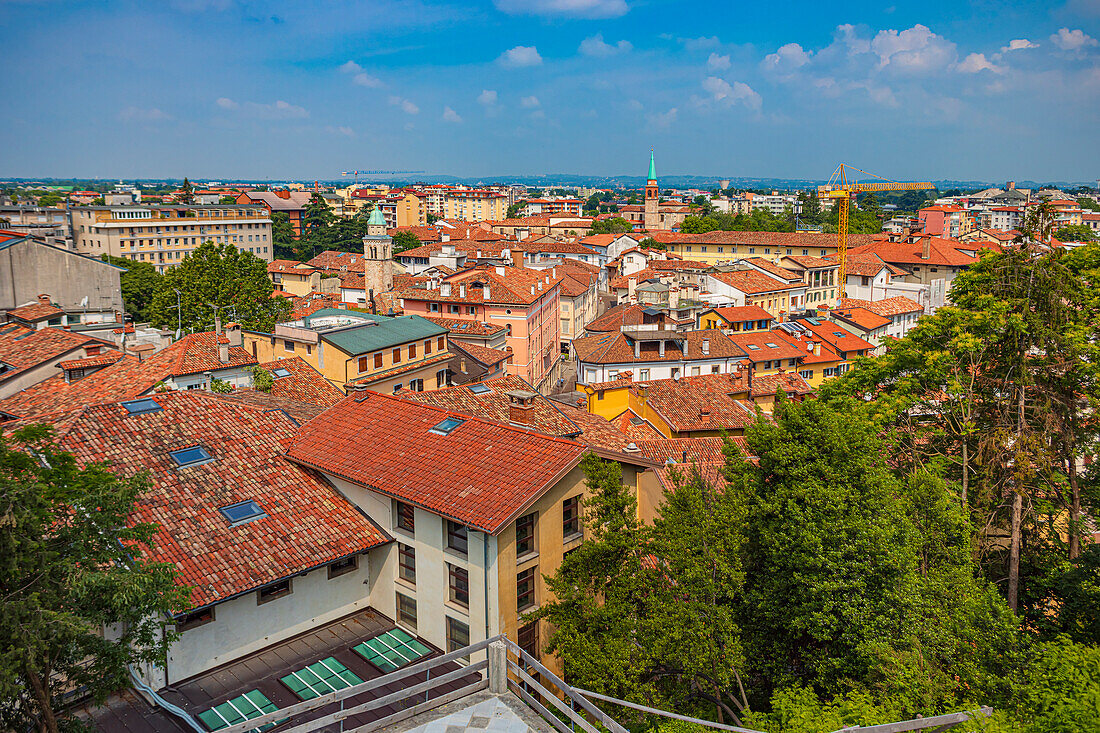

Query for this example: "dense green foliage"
[392,230,420,253]
[541,241,1100,731]
[0,425,189,732]
[250,366,274,392]
[591,217,634,234]
[680,208,795,234]
[1054,224,1097,242]
[271,211,296,259]
[101,254,162,322]
[146,241,290,333]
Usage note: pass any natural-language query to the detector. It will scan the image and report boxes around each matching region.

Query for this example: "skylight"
[272,368,292,379]
[122,398,162,415]
[219,500,267,526]
[430,417,465,435]
[468,383,492,395]
[170,445,213,467]
[746,344,760,350]
[765,343,778,348]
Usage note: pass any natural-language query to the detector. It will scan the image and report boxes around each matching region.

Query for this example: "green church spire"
[648,149,656,181]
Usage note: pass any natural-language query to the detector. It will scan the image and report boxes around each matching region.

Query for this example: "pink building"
[918,205,971,239]
[396,264,564,391]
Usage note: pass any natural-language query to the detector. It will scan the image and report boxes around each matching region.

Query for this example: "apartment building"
[235,190,311,237]
[918,205,973,238]
[703,270,807,318]
[520,198,583,218]
[70,204,273,272]
[396,265,563,392]
[652,231,876,265]
[572,328,746,385]
[442,189,508,222]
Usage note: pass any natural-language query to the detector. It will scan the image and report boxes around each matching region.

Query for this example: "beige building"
[70,204,273,272]
[441,189,508,222]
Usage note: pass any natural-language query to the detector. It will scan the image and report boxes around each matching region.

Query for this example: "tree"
[271,212,296,259]
[590,217,633,235]
[0,424,189,732]
[219,195,236,204]
[639,237,666,250]
[302,192,335,240]
[392,230,420,254]
[179,177,194,204]
[101,255,163,322]
[1076,197,1100,213]
[250,366,274,392]
[507,202,526,218]
[680,216,719,234]
[1053,224,1097,242]
[147,241,291,332]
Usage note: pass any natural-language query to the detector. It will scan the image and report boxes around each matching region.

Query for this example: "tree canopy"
[0,425,188,732]
[101,254,162,322]
[146,241,290,333]
[590,217,633,234]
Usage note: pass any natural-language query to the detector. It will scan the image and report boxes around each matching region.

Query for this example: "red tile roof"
[285,392,586,534]
[40,392,389,611]
[451,342,511,367]
[573,329,743,365]
[399,266,561,307]
[258,357,345,406]
[831,307,891,332]
[585,303,673,333]
[847,236,976,268]
[749,371,814,397]
[798,320,876,354]
[635,436,748,464]
[422,316,507,337]
[742,257,802,281]
[57,351,125,371]
[306,251,367,273]
[404,375,579,437]
[8,302,64,322]
[826,252,907,277]
[701,305,773,325]
[780,254,837,269]
[709,270,802,294]
[726,331,807,363]
[268,259,315,274]
[674,230,873,249]
[630,373,758,433]
[157,331,258,377]
[0,326,112,384]
[839,296,924,317]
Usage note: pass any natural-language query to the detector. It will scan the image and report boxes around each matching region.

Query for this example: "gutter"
[128,665,205,732]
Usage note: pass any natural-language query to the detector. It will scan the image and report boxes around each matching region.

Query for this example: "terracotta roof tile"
[0,326,113,384]
[422,316,507,337]
[574,329,744,365]
[57,351,125,371]
[256,357,345,406]
[41,392,389,611]
[627,373,758,433]
[8,302,64,321]
[831,307,891,332]
[709,270,802,294]
[701,305,773,324]
[839,296,924,317]
[404,375,579,437]
[285,392,586,534]
[451,342,511,367]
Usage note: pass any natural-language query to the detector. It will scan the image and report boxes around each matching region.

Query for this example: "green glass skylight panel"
[197,689,281,732]
[352,628,433,673]
[279,657,363,701]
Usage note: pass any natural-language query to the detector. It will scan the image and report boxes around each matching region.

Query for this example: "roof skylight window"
[430,417,466,435]
[170,445,213,467]
[746,344,760,350]
[468,383,492,395]
[122,398,162,415]
[765,342,778,348]
[219,500,267,526]
[272,367,292,378]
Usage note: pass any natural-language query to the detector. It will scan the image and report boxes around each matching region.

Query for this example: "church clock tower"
[644,150,659,231]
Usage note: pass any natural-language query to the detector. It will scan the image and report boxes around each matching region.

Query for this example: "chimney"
[552,267,557,279]
[507,391,536,426]
[442,233,450,242]
[482,284,491,300]
[276,190,291,199]
[226,322,242,347]
[634,339,640,358]
[814,341,821,356]
[37,294,50,305]
[218,337,229,364]
[510,249,523,269]
[921,236,931,260]
[628,277,637,300]
[441,282,452,297]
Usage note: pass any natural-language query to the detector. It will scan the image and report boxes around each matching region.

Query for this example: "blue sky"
[1,0,1098,182]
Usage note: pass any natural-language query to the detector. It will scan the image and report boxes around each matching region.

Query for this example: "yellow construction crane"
[817,164,934,299]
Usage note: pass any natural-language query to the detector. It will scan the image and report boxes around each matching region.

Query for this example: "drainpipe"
[483,531,492,642]
[128,665,204,733]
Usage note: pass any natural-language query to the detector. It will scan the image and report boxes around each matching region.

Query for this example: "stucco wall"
[0,239,123,313]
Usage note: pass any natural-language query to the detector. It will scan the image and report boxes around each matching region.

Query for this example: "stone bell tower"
[362,207,393,296]
[644,149,659,231]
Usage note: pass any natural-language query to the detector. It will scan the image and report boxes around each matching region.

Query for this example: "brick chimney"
[225,322,242,347]
[921,236,931,260]
[507,390,537,426]
[275,190,291,199]
[37,294,51,305]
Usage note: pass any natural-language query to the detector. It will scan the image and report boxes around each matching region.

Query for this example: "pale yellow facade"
[441,191,507,222]
[662,240,839,265]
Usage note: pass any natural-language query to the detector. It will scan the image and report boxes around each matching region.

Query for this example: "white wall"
[577,357,743,385]
[169,365,255,391]
[157,550,377,685]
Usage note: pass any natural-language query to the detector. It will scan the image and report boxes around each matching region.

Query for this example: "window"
[170,445,213,467]
[446,617,470,654]
[438,336,445,350]
[280,657,362,700]
[824,367,837,377]
[448,563,469,607]
[799,369,814,379]
[712,365,721,374]
[518,620,539,659]
[447,520,468,555]
[517,567,536,612]
[409,342,417,358]
[431,416,465,435]
[374,352,383,369]
[197,690,279,732]
[219,500,266,526]
[409,378,424,392]
[392,383,402,394]
[122,397,162,415]
[358,356,370,373]
[563,496,581,539]
[516,512,537,557]
[448,304,460,314]
[424,339,433,354]
[396,501,415,533]
[285,340,295,352]
[257,578,291,604]
[396,592,417,631]
[639,369,649,380]
[398,543,416,584]
[436,369,448,388]
[176,607,214,632]
[272,367,291,379]
[328,554,358,579]
[429,303,440,313]
[392,347,401,363]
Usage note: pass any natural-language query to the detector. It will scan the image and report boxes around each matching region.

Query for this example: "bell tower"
[361,207,393,296]
[644,149,659,231]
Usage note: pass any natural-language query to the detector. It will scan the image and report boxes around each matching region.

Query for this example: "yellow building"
[441,190,508,222]
[650,231,879,266]
[266,260,340,296]
[243,308,451,392]
[70,204,274,272]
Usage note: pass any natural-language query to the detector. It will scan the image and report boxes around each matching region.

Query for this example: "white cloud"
[1001,38,1038,53]
[339,60,383,88]
[118,106,171,122]
[215,97,238,110]
[442,106,463,123]
[702,76,762,110]
[1051,28,1098,52]
[477,89,498,106]
[325,125,355,137]
[957,52,1002,73]
[626,98,643,111]
[835,24,870,54]
[579,33,632,56]
[388,96,420,115]
[498,45,543,67]
[492,0,628,18]
[871,24,956,72]
[707,53,731,70]
[520,95,540,108]
[762,42,811,73]
[646,107,678,129]
[243,100,309,119]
